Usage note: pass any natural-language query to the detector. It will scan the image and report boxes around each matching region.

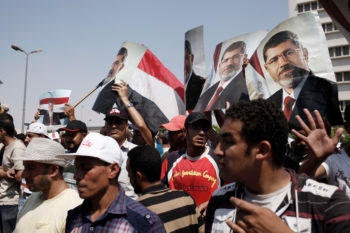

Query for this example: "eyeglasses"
[266,48,302,66]
[221,54,244,64]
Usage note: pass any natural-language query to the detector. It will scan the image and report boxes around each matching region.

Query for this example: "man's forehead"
[223,48,242,57]
[24,160,44,166]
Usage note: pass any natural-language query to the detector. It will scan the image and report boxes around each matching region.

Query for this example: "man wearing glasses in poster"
[264,30,343,129]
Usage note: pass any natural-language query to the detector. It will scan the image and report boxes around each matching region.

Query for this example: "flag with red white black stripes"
[93,41,185,135]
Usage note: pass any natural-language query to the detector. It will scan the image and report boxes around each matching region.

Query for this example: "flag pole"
[73,79,105,108]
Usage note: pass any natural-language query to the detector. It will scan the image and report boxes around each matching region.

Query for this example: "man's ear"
[48,165,61,179]
[135,171,143,181]
[109,163,121,179]
[255,140,271,160]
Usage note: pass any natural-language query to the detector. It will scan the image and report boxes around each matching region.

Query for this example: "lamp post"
[11,44,42,133]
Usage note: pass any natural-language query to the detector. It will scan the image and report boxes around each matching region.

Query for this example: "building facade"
[289,0,350,117]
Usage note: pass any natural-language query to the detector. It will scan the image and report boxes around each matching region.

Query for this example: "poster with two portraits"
[188,12,343,129]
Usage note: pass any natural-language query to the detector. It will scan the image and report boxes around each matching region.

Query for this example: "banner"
[93,42,185,134]
[194,30,267,112]
[185,25,206,111]
[247,12,343,128]
[38,89,71,127]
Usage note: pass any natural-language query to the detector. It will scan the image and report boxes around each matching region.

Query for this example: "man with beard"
[194,41,250,112]
[264,30,343,129]
[58,120,87,153]
[14,138,82,233]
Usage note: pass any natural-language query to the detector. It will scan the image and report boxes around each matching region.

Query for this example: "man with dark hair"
[127,145,204,233]
[164,112,220,207]
[264,30,343,129]
[58,120,88,153]
[194,41,250,112]
[58,133,166,233]
[0,113,25,233]
[185,40,206,111]
[205,99,350,233]
[104,107,138,199]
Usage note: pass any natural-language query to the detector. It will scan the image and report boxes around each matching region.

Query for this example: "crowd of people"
[0,29,349,232]
[0,96,349,232]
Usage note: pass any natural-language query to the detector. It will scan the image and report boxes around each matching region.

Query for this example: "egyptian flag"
[38,89,71,126]
[319,0,350,42]
[93,42,185,134]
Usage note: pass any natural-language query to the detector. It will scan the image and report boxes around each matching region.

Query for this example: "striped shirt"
[205,170,350,233]
[138,184,204,233]
[65,186,166,233]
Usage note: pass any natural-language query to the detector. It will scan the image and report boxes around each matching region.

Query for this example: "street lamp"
[11,44,42,133]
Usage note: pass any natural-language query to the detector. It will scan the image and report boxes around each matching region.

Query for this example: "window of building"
[343,46,349,56]
[334,23,338,30]
[329,47,334,57]
[335,47,342,56]
[344,72,350,81]
[335,72,342,82]
[326,23,333,32]
[304,3,310,11]
[298,5,303,12]
[318,2,323,9]
[311,2,318,10]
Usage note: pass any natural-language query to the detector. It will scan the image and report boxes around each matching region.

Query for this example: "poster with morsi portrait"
[184,25,206,111]
[248,12,343,128]
[193,30,267,112]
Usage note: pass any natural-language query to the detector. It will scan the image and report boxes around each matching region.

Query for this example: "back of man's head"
[225,99,289,166]
[0,113,15,137]
[128,145,161,183]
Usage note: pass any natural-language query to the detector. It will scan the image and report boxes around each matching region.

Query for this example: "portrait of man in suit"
[194,41,250,112]
[41,100,66,126]
[185,40,206,111]
[264,30,343,129]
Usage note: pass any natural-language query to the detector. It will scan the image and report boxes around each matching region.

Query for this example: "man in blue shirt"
[57,132,166,233]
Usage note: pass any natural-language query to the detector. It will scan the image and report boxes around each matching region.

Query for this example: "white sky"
[0,0,288,131]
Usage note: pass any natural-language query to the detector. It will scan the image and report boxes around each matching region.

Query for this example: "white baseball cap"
[56,132,123,165]
[26,122,49,137]
[15,137,68,167]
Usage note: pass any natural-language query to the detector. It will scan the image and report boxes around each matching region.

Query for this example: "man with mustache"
[264,30,343,129]
[194,41,250,112]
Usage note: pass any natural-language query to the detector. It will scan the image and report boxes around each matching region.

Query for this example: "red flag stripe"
[39,97,69,105]
[213,42,222,73]
[137,49,184,101]
[249,50,265,79]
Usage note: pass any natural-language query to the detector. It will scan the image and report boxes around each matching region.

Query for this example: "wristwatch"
[126,102,134,108]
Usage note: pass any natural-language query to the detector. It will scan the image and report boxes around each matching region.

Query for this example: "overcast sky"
[0,0,288,131]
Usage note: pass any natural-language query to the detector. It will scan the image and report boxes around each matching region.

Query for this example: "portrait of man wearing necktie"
[264,30,343,129]
[194,40,250,112]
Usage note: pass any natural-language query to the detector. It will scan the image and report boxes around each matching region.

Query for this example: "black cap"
[185,112,211,129]
[104,107,129,121]
[58,120,87,133]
